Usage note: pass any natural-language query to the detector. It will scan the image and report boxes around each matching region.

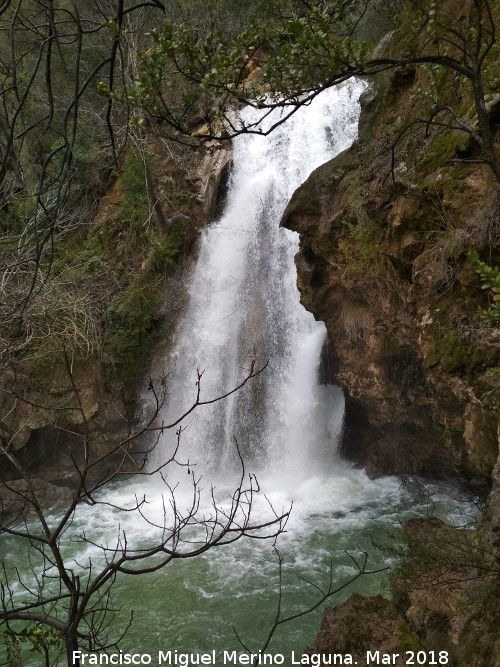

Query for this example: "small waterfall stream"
[154,82,365,484]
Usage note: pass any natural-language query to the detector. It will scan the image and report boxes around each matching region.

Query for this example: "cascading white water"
[154,81,366,484]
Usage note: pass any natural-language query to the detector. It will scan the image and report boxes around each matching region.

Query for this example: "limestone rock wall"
[281,64,499,489]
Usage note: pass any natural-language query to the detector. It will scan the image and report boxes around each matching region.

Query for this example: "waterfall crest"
[153,81,366,484]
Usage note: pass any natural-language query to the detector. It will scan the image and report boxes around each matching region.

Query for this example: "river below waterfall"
[0,82,479,665]
[104,474,475,661]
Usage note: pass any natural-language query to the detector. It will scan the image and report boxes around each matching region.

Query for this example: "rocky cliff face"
[282,69,499,489]
[306,513,500,666]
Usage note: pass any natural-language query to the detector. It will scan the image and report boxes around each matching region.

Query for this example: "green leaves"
[125,3,372,137]
[97,81,111,97]
[468,251,500,322]
[119,0,498,158]
[1,625,63,666]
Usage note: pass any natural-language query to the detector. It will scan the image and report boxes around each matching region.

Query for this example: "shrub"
[426,331,473,373]
[146,217,186,274]
[105,280,164,385]
[339,218,380,269]
[118,148,153,228]
[467,251,500,323]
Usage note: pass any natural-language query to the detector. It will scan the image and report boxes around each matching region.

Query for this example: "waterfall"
[153,80,366,486]
[1,81,478,663]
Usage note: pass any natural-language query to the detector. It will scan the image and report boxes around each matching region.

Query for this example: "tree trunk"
[65,627,80,667]
[471,60,500,183]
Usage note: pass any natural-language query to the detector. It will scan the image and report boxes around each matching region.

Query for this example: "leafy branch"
[468,251,500,322]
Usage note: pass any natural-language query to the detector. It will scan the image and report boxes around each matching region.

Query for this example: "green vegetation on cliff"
[468,251,500,322]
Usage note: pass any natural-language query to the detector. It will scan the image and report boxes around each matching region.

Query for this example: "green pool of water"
[0,465,478,666]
